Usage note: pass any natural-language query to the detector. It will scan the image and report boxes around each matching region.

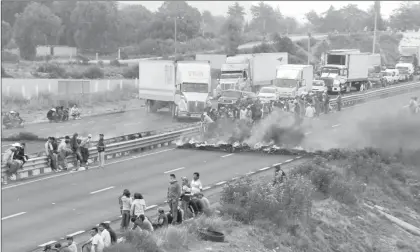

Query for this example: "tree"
[389,2,420,31]
[1,21,12,49]
[338,4,369,32]
[13,2,62,60]
[249,2,280,35]
[1,1,28,26]
[222,17,243,55]
[227,2,245,24]
[118,5,153,46]
[152,1,202,41]
[70,1,119,52]
[51,1,77,46]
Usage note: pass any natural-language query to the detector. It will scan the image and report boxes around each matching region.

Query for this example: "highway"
[1,90,418,252]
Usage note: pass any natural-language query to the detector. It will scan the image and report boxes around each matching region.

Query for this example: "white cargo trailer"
[138,60,211,120]
[274,64,313,98]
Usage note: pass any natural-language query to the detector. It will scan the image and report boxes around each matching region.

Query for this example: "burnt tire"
[197,228,225,242]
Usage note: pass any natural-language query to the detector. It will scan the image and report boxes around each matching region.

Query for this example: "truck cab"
[274,64,313,98]
[395,62,414,81]
[218,55,252,91]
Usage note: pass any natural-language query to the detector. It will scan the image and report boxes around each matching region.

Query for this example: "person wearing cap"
[47,107,58,123]
[97,134,106,168]
[2,143,22,184]
[79,134,92,169]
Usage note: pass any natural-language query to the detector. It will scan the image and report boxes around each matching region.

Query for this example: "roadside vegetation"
[104,148,420,252]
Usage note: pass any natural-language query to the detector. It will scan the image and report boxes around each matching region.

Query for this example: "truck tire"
[197,228,225,242]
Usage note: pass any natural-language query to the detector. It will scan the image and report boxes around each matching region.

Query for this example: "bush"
[1,51,20,63]
[36,63,67,78]
[107,230,162,252]
[110,59,121,67]
[67,69,84,79]
[83,66,104,79]
[122,65,139,79]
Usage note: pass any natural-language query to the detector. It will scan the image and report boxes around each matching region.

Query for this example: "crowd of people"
[201,90,340,135]
[47,104,81,123]
[2,133,106,184]
[2,111,24,129]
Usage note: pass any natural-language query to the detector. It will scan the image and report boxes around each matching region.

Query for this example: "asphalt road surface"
[2,89,418,252]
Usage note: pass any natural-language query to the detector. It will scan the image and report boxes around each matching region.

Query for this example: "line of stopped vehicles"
[139,45,419,121]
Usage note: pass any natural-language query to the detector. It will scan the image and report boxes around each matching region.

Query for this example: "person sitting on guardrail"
[97,134,106,169]
[2,143,23,184]
[15,142,29,165]
[80,134,92,169]
[167,174,182,225]
[70,104,81,120]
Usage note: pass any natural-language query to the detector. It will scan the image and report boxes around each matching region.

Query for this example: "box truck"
[218,53,288,93]
[138,60,211,120]
[273,64,313,98]
[320,50,370,93]
[397,44,420,73]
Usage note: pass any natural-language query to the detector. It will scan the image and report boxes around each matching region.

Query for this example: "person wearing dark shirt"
[154,208,169,229]
[191,195,204,216]
[14,143,28,165]
[97,134,106,168]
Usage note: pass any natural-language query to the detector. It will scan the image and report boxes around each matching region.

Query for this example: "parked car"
[257,87,280,103]
[382,69,400,85]
[218,89,257,109]
[311,80,327,93]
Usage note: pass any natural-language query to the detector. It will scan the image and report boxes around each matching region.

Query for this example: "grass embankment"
[104,148,420,252]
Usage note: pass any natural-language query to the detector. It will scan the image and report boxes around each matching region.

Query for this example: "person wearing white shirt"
[130,193,147,218]
[98,223,111,248]
[191,172,203,195]
[88,227,104,252]
[305,104,316,118]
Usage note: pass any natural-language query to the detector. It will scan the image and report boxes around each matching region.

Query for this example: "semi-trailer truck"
[273,64,313,98]
[218,53,288,93]
[138,60,211,120]
[397,44,420,73]
[320,50,370,93]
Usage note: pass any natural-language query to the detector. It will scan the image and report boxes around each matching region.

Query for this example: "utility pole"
[372,6,378,54]
[174,17,177,56]
[307,30,311,65]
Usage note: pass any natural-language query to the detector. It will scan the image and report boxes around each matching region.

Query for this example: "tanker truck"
[138,60,211,120]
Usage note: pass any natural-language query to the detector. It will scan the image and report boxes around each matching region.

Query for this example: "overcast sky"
[119,1,404,21]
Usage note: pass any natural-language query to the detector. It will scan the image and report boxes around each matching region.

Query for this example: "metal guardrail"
[1,127,199,182]
[2,81,420,183]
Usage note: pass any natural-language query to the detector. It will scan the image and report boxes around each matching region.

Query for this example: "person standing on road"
[70,133,82,170]
[336,93,343,112]
[98,223,111,248]
[97,134,106,169]
[131,193,147,219]
[120,189,132,231]
[167,174,181,225]
[305,103,316,119]
[79,134,92,169]
[45,137,58,172]
[323,91,330,114]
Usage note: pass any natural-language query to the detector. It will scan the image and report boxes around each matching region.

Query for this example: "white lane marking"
[88,121,95,124]
[90,186,114,195]
[331,124,341,128]
[104,221,111,224]
[403,105,409,108]
[273,162,283,166]
[2,148,175,190]
[246,171,255,175]
[259,167,270,171]
[66,230,85,237]
[39,128,47,131]
[38,240,57,247]
[284,159,293,163]
[2,144,11,147]
[231,177,239,180]
[1,211,27,220]
[215,181,226,186]
[304,131,312,135]
[202,186,211,190]
[164,167,185,174]
[146,205,158,210]
[221,153,234,158]
[123,122,142,126]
